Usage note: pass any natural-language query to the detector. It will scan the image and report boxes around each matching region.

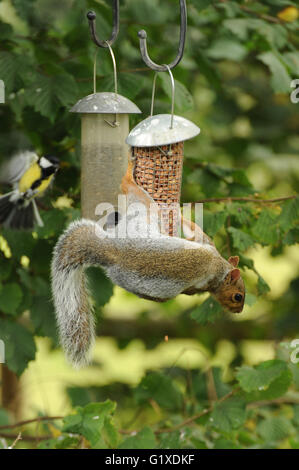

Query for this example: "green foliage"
[0,0,298,450]
[62,400,118,448]
[211,397,246,433]
[191,297,223,325]
[134,371,183,411]
[0,318,36,375]
[14,354,299,449]
[86,267,114,308]
[236,360,292,401]
[119,427,157,449]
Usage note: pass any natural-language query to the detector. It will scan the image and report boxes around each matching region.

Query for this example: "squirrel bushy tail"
[51,219,112,368]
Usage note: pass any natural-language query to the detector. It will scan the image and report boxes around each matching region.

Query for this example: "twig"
[0,432,51,442]
[0,416,63,431]
[155,390,235,434]
[8,433,22,449]
[192,195,296,204]
[216,1,282,24]
[239,5,282,24]
[248,396,299,409]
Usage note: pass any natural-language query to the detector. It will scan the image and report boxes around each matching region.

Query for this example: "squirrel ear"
[230,268,241,282]
[228,256,239,267]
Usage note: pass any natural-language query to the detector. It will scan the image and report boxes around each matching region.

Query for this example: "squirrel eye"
[233,293,243,302]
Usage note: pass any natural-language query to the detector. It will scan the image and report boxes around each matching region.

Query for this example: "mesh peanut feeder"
[126,71,200,236]
[126,0,200,236]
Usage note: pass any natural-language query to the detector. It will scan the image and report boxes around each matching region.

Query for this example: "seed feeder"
[126,0,200,236]
[70,3,141,220]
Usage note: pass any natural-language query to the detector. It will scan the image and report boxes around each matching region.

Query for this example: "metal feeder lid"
[70,92,141,114]
[126,114,200,147]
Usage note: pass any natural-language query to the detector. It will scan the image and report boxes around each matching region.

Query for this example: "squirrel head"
[213,256,245,313]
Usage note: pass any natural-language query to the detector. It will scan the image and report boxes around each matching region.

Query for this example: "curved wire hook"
[87,1,119,48]
[137,0,187,72]
[151,65,175,129]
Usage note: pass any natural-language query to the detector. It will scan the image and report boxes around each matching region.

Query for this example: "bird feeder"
[70,6,141,220]
[126,0,200,236]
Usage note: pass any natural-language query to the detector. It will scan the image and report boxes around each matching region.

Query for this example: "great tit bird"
[0,151,59,230]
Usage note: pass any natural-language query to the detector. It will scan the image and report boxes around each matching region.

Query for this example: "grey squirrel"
[51,160,245,367]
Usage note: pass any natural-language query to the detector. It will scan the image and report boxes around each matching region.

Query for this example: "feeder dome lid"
[70,92,141,114]
[126,114,200,147]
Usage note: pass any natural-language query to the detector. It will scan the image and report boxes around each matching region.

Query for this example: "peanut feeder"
[70,8,141,220]
[126,69,200,236]
[127,1,200,236]
[70,92,140,220]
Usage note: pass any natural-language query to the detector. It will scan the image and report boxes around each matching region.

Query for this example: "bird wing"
[0,151,39,186]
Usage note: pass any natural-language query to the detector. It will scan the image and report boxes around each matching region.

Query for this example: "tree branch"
[155,390,235,434]
[0,416,63,431]
[0,432,51,442]
[192,195,296,204]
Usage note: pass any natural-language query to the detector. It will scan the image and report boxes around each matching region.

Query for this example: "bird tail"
[51,219,113,368]
[0,192,43,230]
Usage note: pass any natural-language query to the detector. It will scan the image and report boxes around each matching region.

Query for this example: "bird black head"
[43,154,60,167]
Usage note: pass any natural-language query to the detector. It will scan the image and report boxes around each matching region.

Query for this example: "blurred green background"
[0,0,299,449]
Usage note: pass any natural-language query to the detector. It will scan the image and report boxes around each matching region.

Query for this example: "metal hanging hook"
[87,1,119,48]
[151,65,175,129]
[137,0,187,72]
[88,3,120,127]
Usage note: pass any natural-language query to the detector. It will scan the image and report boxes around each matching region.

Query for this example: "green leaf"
[0,256,12,281]
[279,197,299,232]
[25,73,79,122]
[30,296,58,341]
[257,274,271,295]
[252,209,279,245]
[54,74,79,107]
[195,169,220,197]
[228,227,255,252]
[258,52,291,93]
[119,427,157,449]
[62,400,116,448]
[214,438,241,449]
[293,405,299,427]
[12,0,37,21]
[158,430,181,449]
[245,368,292,401]
[191,297,223,325]
[102,416,119,448]
[0,407,11,426]
[228,204,254,225]
[134,371,183,411]
[0,318,36,375]
[36,209,67,238]
[211,397,246,433]
[38,435,80,450]
[223,18,252,41]
[207,39,248,62]
[0,283,23,315]
[189,0,211,12]
[86,267,114,307]
[118,73,145,100]
[203,211,227,237]
[283,52,299,75]
[191,368,231,401]
[0,22,13,40]
[0,52,19,93]
[159,74,194,113]
[236,360,288,393]
[257,416,294,442]
[1,230,35,259]
[25,75,57,122]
